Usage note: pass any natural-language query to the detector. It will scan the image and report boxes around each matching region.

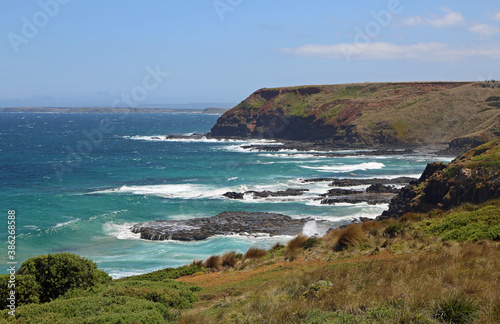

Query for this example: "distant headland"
[0,107,230,115]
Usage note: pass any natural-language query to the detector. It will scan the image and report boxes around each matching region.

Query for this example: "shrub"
[106,280,201,309]
[16,253,111,303]
[333,224,367,251]
[204,255,222,270]
[244,247,267,260]
[222,251,238,268]
[424,204,500,241]
[0,274,40,309]
[434,293,478,323]
[6,295,174,323]
[383,223,404,238]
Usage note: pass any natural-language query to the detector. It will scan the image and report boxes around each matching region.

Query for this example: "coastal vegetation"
[1,198,498,323]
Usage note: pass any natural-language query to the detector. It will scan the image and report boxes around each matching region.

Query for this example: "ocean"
[0,112,454,278]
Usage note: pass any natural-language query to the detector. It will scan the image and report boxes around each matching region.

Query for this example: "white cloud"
[470,24,500,40]
[278,42,500,62]
[402,9,465,28]
[494,11,500,22]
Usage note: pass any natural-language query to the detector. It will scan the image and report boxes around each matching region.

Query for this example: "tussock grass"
[286,234,308,251]
[191,259,203,267]
[204,255,222,271]
[327,224,367,251]
[221,251,238,268]
[434,293,478,323]
[243,247,267,260]
[270,242,284,251]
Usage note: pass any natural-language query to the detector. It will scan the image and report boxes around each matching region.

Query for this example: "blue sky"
[1,0,500,107]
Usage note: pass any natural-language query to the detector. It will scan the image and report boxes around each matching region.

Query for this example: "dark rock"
[223,192,244,199]
[131,211,314,241]
[328,177,416,187]
[223,188,309,199]
[418,162,447,182]
[321,193,395,205]
[366,184,400,194]
[321,189,363,197]
[165,133,207,140]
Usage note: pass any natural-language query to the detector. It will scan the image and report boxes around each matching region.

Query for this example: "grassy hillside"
[176,200,499,323]
[210,81,500,148]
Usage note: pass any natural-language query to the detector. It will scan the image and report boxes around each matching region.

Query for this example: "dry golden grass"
[203,255,222,271]
[181,240,500,323]
[190,259,203,267]
[221,251,238,268]
[326,224,367,251]
[178,200,500,323]
[243,247,267,260]
[286,234,308,251]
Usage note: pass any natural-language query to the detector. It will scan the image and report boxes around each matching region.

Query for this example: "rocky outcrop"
[380,140,500,219]
[131,211,312,241]
[319,181,409,205]
[223,188,309,200]
[321,177,416,186]
[321,193,395,205]
[366,184,400,194]
[210,82,500,147]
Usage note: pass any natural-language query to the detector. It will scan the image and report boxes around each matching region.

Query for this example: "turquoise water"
[0,113,453,278]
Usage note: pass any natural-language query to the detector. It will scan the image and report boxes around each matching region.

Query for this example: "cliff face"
[210,82,500,148]
[381,139,500,218]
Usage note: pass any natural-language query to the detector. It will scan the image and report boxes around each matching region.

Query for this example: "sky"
[1,0,500,108]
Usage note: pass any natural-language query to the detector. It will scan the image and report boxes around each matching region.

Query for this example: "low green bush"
[0,275,40,309]
[106,280,201,310]
[0,253,111,308]
[1,295,173,323]
[424,204,500,241]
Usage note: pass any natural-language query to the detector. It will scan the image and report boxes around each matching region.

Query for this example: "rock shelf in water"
[131,211,313,241]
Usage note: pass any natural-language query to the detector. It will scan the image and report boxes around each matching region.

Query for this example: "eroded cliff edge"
[210,82,500,150]
[380,139,500,219]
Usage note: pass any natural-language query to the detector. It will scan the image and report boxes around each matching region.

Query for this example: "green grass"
[320,104,344,121]
[330,85,362,100]
[116,264,203,282]
[423,202,500,241]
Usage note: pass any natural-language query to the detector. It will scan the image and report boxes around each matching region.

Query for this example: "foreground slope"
[210,82,500,149]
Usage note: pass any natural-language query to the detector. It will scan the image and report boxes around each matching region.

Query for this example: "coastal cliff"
[210,82,500,149]
[381,139,500,218]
